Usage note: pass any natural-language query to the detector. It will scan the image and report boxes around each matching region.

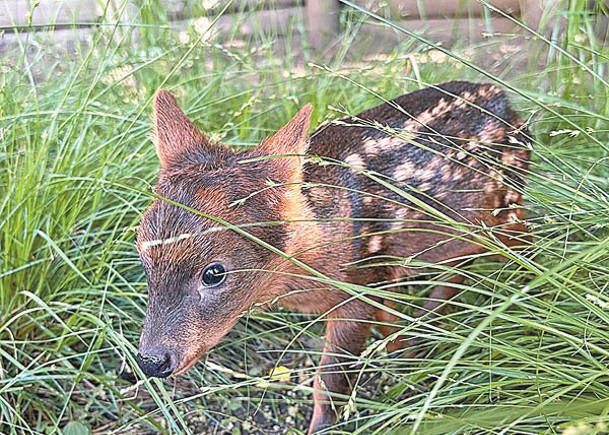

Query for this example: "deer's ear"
[153,89,212,169]
[256,104,313,183]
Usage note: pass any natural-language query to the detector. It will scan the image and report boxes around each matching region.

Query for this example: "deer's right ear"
[152,89,212,169]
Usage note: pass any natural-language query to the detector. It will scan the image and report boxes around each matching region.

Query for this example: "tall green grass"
[1,0,609,433]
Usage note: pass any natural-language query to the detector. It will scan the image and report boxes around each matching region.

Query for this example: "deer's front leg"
[309,301,374,434]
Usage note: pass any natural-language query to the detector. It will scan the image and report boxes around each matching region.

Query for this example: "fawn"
[135,81,531,433]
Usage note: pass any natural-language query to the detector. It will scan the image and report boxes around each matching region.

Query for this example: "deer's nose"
[136,349,176,378]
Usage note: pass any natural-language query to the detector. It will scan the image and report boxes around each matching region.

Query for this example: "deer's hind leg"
[375,299,407,353]
[414,273,465,318]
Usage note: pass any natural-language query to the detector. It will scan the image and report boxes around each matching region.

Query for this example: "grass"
[1,0,609,433]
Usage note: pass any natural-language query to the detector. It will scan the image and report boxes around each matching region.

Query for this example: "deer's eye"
[202,263,227,287]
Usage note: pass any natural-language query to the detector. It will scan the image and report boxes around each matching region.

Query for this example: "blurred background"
[3,0,606,65]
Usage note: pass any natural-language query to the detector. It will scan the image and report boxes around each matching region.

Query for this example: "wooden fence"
[0,0,557,52]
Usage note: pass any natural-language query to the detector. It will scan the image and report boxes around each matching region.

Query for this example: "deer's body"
[134,81,531,433]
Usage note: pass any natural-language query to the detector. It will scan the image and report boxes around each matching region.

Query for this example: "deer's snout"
[136,347,177,378]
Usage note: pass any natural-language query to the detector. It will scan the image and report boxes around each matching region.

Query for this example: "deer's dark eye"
[202,263,227,287]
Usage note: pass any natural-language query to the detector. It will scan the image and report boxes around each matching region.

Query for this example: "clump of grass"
[1,0,609,434]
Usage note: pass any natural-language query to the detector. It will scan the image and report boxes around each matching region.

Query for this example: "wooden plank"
[305,0,340,48]
[0,26,92,55]
[0,0,303,27]
[165,0,302,21]
[358,16,519,45]
[170,6,304,38]
[352,0,521,20]
[519,0,563,37]
[0,7,305,63]
[0,0,100,27]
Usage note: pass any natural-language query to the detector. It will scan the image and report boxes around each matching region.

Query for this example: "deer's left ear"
[256,104,313,183]
[153,89,214,170]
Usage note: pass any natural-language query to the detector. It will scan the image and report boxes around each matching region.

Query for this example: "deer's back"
[303,81,531,269]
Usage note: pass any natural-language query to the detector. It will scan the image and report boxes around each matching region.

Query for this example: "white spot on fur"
[478,85,502,99]
[485,170,502,194]
[416,170,434,182]
[434,189,448,200]
[465,141,479,151]
[460,90,474,100]
[363,135,411,155]
[413,99,447,125]
[363,138,381,156]
[345,153,367,170]
[393,160,415,181]
[368,235,383,253]
[504,190,521,205]
[417,157,442,181]
[403,97,468,130]
[502,153,519,166]
[395,207,409,220]
[478,122,503,144]
[403,87,499,132]
[391,206,422,231]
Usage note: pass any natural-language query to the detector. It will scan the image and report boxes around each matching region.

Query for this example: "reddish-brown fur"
[135,82,532,433]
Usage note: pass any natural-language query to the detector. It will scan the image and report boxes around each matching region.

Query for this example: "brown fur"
[135,82,532,433]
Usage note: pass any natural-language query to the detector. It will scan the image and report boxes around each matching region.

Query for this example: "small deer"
[135,81,531,433]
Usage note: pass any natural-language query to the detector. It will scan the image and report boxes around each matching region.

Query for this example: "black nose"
[136,350,176,378]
